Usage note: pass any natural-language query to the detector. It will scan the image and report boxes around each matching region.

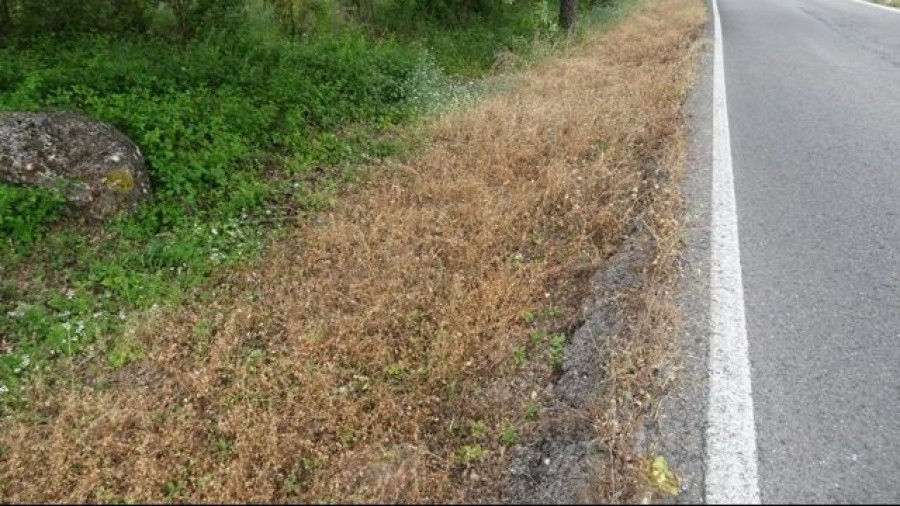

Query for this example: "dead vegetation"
[0,0,705,502]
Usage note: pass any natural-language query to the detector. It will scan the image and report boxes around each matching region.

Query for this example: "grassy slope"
[0,0,705,502]
[0,1,598,398]
[0,34,422,391]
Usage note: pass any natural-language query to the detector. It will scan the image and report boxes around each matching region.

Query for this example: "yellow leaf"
[648,455,681,496]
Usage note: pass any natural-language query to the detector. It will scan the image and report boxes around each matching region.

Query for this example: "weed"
[92,486,121,504]
[385,362,406,380]
[214,437,235,455]
[282,473,303,496]
[106,339,142,370]
[338,429,357,449]
[470,420,486,439]
[549,334,566,372]
[193,319,214,340]
[529,329,547,348]
[500,427,519,447]
[538,305,564,322]
[244,349,266,370]
[520,310,537,324]
[162,480,183,501]
[302,456,320,473]
[513,346,528,369]
[525,402,539,421]
[458,444,485,466]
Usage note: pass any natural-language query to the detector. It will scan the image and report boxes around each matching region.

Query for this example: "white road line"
[706,0,762,504]
[846,0,900,14]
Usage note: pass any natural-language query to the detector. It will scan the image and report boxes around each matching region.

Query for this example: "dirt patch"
[0,0,705,502]
[506,234,654,503]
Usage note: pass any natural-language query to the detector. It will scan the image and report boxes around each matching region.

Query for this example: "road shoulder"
[637,12,714,504]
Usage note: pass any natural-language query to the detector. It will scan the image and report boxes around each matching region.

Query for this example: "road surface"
[715,0,900,502]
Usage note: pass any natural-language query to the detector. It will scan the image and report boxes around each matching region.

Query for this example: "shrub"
[0,184,66,243]
[0,32,425,221]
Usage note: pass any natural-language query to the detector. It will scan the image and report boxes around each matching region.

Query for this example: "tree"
[0,0,10,26]
[171,0,192,42]
[559,0,577,32]
[3,0,150,38]
[0,0,11,39]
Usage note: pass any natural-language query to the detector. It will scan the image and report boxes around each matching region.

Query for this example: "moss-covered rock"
[0,111,150,222]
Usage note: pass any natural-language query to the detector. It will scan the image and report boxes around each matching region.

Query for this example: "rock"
[0,111,151,222]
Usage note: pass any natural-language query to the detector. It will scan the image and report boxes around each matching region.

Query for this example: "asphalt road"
[717,0,900,502]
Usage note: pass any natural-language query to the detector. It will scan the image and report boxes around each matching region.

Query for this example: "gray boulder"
[0,111,151,222]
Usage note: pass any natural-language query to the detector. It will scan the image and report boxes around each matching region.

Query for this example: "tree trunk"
[172,0,190,44]
[559,0,577,32]
[0,0,11,31]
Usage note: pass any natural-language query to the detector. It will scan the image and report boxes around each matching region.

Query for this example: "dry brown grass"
[0,0,705,502]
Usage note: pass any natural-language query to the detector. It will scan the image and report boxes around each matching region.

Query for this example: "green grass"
[0,185,67,243]
[500,426,519,446]
[457,443,486,466]
[0,31,430,399]
[549,333,566,372]
[377,1,555,77]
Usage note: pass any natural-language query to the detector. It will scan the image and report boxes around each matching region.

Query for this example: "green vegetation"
[513,345,528,368]
[470,420,487,438]
[525,401,539,421]
[549,333,566,371]
[500,426,519,446]
[377,0,559,77]
[0,0,632,401]
[0,185,66,243]
[458,443,486,465]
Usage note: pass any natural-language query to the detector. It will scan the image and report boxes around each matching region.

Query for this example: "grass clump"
[500,427,519,447]
[458,444,486,466]
[549,333,566,372]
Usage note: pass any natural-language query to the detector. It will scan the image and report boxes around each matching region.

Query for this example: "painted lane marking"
[706,0,762,503]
